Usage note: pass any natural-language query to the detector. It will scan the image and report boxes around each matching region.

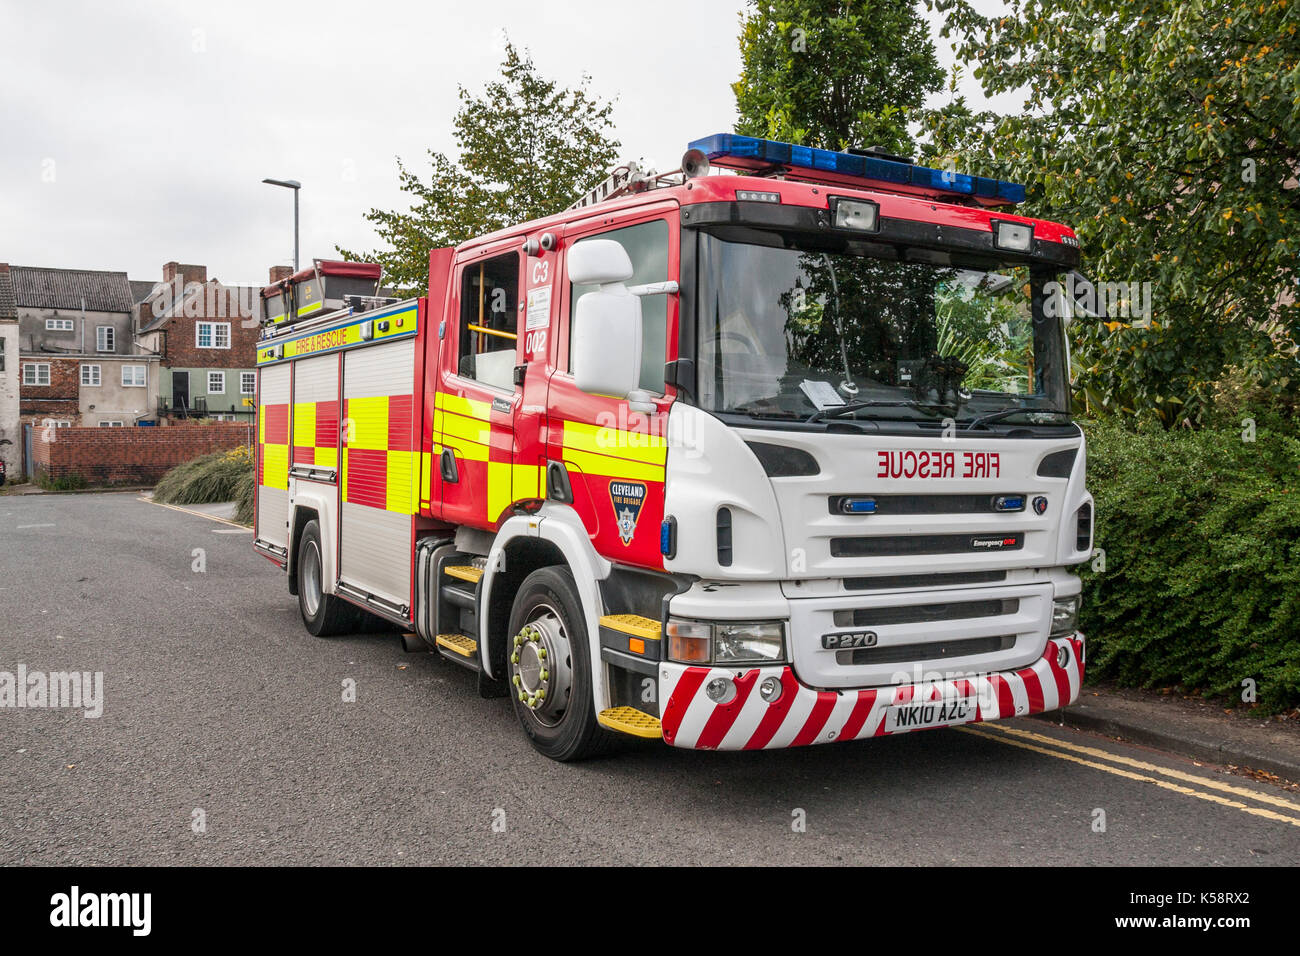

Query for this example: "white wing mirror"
[570,241,645,406]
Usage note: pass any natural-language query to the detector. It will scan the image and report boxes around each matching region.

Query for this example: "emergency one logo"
[608,481,647,546]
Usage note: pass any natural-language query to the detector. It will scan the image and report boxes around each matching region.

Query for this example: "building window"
[208,371,225,394]
[197,322,231,349]
[96,326,115,351]
[46,318,74,331]
[240,371,256,395]
[81,364,101,386]
[122,365,147,387]
[41,419,71,428]
[0,336,5,373]
[23,363,51,386]
[98,421,124,428]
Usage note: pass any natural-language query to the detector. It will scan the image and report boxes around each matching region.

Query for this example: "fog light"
[1056,643,1070,669]
[706,677,736,704]
[759,676,783,703]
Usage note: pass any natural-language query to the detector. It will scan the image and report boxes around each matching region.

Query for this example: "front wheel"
[506,567,616,761]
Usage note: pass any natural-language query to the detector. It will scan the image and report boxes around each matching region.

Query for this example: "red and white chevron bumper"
[658,636,1084,750]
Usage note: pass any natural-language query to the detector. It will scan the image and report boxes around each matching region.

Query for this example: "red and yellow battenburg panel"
[258,402,289,490]
[555,417,667,569]
[292,399,339,468]
[433,392,542,526]
[342,394,419,514]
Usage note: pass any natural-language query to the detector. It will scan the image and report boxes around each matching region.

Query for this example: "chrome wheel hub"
[509,609,573,726]
[302,541,322,616]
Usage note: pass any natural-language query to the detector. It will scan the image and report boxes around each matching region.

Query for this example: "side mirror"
[570,241,644,403]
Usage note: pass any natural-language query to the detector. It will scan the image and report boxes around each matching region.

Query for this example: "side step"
[443,565,484,585]
[597,706,663,739]
[435,633,480,671]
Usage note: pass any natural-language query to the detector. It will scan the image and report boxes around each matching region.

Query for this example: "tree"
[733,0,944,155]
[339,41,621,294]
[926,0,1300,425]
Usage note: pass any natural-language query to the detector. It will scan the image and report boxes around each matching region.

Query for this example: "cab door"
[437,245,524,530]
[547,210,679,569]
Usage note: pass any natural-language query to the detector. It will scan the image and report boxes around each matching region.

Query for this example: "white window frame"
[81,363,101,386]
[240,371,256,395]
[98,420,124,428]
[23,363,51,386]
[41,418,71,428]
[122,365,147,388]
[196,321,231,349]
[208,371,226,394]
[46,318,74,332]
[96,325,115,352]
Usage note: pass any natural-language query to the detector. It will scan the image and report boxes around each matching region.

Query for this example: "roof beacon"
[688,133,1026,207]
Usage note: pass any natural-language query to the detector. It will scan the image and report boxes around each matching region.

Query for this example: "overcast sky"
[0,0,1018,288]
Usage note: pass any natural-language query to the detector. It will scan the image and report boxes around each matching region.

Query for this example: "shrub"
[153,445,253,514]
[1080,415,1300,711]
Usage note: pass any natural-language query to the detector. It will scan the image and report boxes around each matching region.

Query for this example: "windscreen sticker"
[608,480,647,546]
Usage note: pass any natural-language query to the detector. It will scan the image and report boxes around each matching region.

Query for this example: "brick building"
[135,262,263,422]
[7,264,159,429]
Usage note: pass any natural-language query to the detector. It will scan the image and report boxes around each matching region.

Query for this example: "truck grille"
[836,635,1015,667]
[830,532,1024,557]
[843,570,1006,591]
[833,598,1017,628]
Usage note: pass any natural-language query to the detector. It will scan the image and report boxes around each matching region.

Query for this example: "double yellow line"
[960,722,1300,828]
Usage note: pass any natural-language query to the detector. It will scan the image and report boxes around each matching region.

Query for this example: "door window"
[458,252,519,391]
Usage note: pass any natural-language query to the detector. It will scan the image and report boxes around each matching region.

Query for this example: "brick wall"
[31,422,251,485]
[20,357,81,424]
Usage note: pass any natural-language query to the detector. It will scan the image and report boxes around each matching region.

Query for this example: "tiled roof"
[11,266,134,313]
[0,271,15,319]
[130,279,161,305]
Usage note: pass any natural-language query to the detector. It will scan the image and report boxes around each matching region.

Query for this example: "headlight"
[666,618,786,664]
[1051,596,1081,637]
[715,622,785,663]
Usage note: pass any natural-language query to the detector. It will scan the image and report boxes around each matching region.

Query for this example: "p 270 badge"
[822,630,878,650]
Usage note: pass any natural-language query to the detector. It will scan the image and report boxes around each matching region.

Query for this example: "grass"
[153,445,255,525]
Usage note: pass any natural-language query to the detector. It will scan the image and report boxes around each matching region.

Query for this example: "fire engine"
[253,134,1092,761]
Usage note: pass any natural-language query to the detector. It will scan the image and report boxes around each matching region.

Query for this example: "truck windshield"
[695,229,1071,426]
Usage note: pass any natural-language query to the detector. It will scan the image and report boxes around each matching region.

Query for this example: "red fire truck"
[253,134,1092,761]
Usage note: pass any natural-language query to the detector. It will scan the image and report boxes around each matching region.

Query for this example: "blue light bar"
[689,133,1026,205]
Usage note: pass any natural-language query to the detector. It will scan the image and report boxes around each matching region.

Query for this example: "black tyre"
[506,566,617,761]
[297,519,362,637]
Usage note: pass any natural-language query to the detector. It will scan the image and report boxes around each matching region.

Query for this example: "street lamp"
[261,178,301,272]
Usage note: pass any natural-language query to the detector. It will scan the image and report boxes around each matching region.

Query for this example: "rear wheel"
[506,567,616,761]
[297,519,362,637]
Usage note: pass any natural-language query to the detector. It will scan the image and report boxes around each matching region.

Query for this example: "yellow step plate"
[444,565,484,584]
[435,633,478,658]
[599,614,661,641]
[597,706,663,739]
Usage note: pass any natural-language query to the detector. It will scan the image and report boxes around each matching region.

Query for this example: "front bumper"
[658,635,1084,750]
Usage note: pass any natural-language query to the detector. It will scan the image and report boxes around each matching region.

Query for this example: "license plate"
[883,697,975,732]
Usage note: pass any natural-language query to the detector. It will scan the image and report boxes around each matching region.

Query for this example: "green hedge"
[1080,416,1300,711]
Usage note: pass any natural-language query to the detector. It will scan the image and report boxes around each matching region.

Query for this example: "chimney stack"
[162,262,208,286]
[268,265,293,284]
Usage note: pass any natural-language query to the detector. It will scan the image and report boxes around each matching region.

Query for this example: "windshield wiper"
[806,400,943,423]
[963,407,1070,430]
